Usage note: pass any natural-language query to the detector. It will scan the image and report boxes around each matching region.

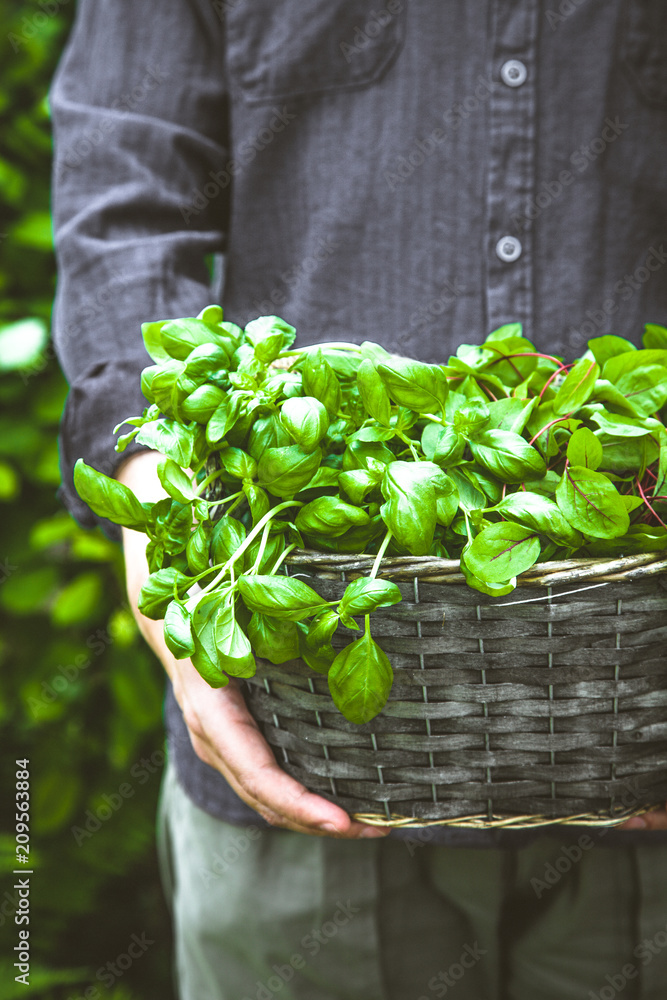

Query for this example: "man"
[51,2,667,997]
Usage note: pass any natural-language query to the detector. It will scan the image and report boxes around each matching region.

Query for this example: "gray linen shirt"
[50,0,667,847]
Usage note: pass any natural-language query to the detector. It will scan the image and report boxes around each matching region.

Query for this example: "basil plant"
[74,307,667,722]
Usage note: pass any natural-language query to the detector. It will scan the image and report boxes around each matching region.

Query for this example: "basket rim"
[285,549,667,586]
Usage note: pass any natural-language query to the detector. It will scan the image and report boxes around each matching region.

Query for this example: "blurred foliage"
[0,4,175,997]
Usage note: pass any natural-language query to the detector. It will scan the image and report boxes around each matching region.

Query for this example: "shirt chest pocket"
[225,0,406,105]
[620,0,667,108]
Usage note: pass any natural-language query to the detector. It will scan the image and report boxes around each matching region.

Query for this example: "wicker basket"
[240,550,667,828]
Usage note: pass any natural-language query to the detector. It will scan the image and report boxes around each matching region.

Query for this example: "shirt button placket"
[485,4,538,339]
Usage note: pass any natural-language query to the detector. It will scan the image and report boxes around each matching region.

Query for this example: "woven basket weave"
[240,551,667,828]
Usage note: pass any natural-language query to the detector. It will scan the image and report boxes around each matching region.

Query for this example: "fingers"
[183,677,390,838]
[620,804,667,831]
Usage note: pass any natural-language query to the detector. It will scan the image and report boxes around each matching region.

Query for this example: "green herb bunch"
[74,307,667,722]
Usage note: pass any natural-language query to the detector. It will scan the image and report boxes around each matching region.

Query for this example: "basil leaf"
[598,435,658,474]
[141,320,172,363]
[566,427,603,470]
[603,349,667,385]
[591,378,642,417]
[243,484,271,525]
[615,365,667,418]
[588,335,636,367]
[136,418,196,466]
[328,629,393,724]
[247,612,300,664]
[186,521,211,573]
[207,393,242,444]
[157,458,197,503]
[295,496,370,537]
[151,498,193,555]
[552,358,599,415]
[460,547,516,596]
[238,575,329,621]
[181,384,227,423]
[342,440,395,472]
[163,600,196,659]
[357,359,392,425]
[380,461,437,555]
[421,423,466,465]
[588,410,658,438]
[137,567,191,620]
[301,350,342,418]
[484,397,537,434]
[452,399,489,436]
[211,515,246,568]
[297,619,337,674]
[555,466,630,538]
[448,467,486,512]
[218,446,257,481]
[491,492,582,547]
[469,430,546,482]
[244,315,296,362]
[280,396,329,450]
[465,522,541,582]
[245,533,285,574]
[161,317,235,361]
[190,593,229,687]
[213,604,256,677]
[338,578,402,616]
[339,468,381,504]
[248,413,291,460]
[73,459,152,531]
[377,358,448,413]
[257,445,322,497]
[643,323,667,350]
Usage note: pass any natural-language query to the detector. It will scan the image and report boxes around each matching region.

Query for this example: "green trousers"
[157,759,667,1000]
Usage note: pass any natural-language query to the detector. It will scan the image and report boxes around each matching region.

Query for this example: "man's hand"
[619,805,667,830]
[115,450,390,839]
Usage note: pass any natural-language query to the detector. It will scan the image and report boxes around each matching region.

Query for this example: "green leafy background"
[1,5,175,997]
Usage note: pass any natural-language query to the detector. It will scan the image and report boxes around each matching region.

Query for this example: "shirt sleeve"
[49,0,228,541]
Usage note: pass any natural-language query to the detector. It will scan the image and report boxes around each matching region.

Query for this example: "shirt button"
[496,236,522,262]
[500,59,527,88]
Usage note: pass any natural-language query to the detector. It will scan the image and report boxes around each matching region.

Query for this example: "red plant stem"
[539,366,568,401]
[528,413,572,446]
[637,479,667,529]
[487,351,568,368]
